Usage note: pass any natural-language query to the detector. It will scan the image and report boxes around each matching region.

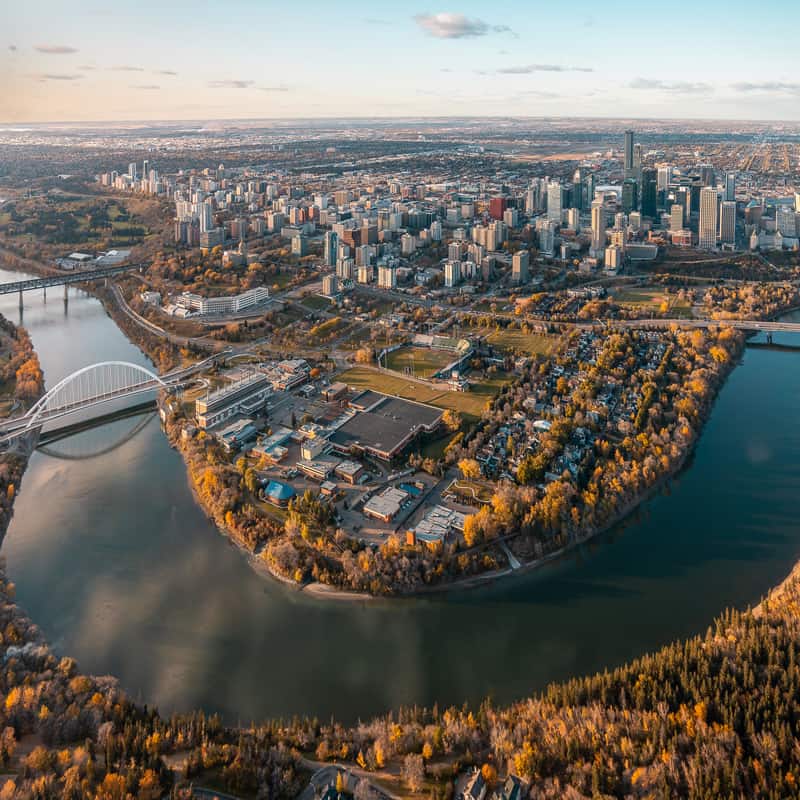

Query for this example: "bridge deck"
[0,263,142,294]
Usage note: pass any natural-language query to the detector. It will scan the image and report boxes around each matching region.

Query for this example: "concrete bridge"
[609,317,800,333]
[0,263,143,306]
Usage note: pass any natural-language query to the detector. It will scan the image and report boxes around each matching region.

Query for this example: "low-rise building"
[263,480,295,507]
[334,460,364,484]
[323,382,348,401]
[363,486,409,522]
[172,286,270,316]
[195,373,271,429]
[297,455,341,481]
[409,505,466,543]
[216,417,259,452]
[463,769,487,800]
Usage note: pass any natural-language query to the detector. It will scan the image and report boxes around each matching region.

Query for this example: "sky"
[2,0,800,123]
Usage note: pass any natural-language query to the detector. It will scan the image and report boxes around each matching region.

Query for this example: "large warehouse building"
[330,390,443,462]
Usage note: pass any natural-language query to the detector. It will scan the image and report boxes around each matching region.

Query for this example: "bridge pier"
[43,286,46,303]
[18,289,22,311]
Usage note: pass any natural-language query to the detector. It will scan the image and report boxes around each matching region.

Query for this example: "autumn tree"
[402,753,425,793]
[458,458,481,480]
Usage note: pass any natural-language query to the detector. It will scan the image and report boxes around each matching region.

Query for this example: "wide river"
[1,269,799,725]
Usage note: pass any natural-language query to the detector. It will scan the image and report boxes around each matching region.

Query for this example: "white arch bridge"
[0,359,211,442]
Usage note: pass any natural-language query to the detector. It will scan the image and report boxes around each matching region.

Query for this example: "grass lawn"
[418,430,460,461]
[611,287,669,307]
[611,286,694,317]
[267,271,295,290]
[668,298,694,318]
[446,478,494,504]
[302,294,334,311]
[485,329,559,356]
[385,346,457,378]
[338,366,513,423]
[307,317,350,345]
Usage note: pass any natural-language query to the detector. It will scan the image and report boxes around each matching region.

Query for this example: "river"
[1,269,799,725]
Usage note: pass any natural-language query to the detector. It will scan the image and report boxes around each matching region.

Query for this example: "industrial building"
[329,391,443,462]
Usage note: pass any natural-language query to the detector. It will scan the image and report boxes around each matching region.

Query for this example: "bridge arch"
[25,361,167,430]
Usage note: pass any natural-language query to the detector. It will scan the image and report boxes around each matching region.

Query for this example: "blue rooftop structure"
[264,480,295,507]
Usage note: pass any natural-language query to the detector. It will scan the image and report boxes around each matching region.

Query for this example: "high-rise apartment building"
[641,169,658,218]
[622,179,638,214]
[489,196,507,221]
[547,183,564,222]
[538,221,556,255]
[699,187,719,249]
[699,165,715,187]
[566,207,580,230]
[324,231,338,267]
[503,207,519,228]
[525,186,538,215]
[724,172,736,202]
[512,249,530,284]
[199,202,213,233]
[377,263,397,289]
[444,260,461,288]
[624,130,634,176]
[670,203,685,231]
[719,201,736,245]
[591,202,606,251]
[776,205,797,237]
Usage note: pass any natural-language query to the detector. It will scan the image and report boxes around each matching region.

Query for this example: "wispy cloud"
[155,69,178,76]
[259,85,289,92]
[32,73,83,81]
[498,63,593,74]
[414,13,515,39]
[111,65,145,72]
[629,77,712,94]
[35,44,78,54]
[130,84,160,90]
[518,89,559,98]
[365,17,390,25]
[8,45,17,52]
[731,81,800,93]
[208,79,254,89]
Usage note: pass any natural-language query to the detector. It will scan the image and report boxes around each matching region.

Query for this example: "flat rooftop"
[363,486,409,520]
[331,393,443,459]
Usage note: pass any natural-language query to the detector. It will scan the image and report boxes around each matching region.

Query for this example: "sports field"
[384,346,456,378]
[485,329,558,356]
[610,287,694,318]
[337,366,512,422]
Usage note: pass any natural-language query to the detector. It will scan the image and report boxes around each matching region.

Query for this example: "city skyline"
[3,0,800,123]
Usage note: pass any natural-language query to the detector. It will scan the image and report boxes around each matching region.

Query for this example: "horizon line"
[3,113,800,127]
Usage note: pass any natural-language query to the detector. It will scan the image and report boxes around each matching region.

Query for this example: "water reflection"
[37,411,156,461]
[2,269,800,724]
